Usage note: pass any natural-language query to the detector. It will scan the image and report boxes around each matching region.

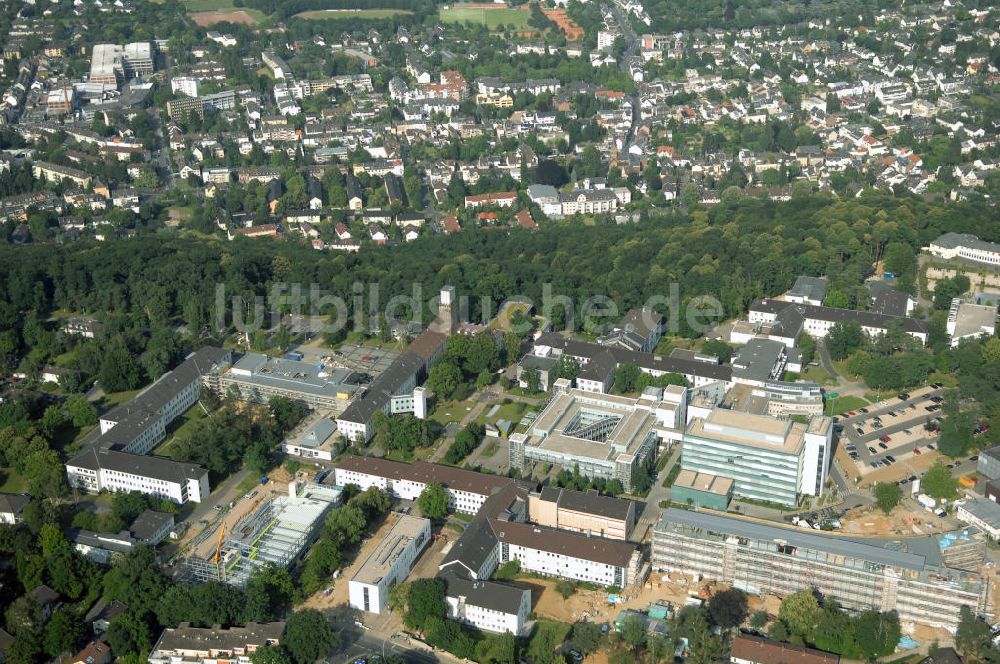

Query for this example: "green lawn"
[429,399,474,427]
[475,400,528,427]
[182,0,236,10]
[153,407,207,460]
[294,8,412,19]
[100,389,141,409]
[439,5,530,29]
[824,394,869,416]
[800,366,836,386]
[0,469,27,493]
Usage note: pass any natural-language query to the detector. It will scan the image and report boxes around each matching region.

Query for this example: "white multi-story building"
[680,408,832,507]
[149,622,285,664]
[349,514,430,614]
[927,232,1000,266]
[441,572,531,635]
[946,299,997,348]
[333,456,516,514]
[64,347,230,504]
[170,76,199,98]
[748,298,928,345]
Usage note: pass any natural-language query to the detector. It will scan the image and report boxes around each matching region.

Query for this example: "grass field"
[153,407,207,460]
[182,0,266,24]
[439,5,529,28]
[294,8,412,19]
[824,394,869,416]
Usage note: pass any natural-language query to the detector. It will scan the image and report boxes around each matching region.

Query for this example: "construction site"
[182,481,341,588]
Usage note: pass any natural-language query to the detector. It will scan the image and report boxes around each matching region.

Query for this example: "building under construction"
[184,482,341,588]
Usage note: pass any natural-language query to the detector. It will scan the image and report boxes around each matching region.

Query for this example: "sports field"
[183,0,266,24]
[439,4,530,28]
[294,8,412,19]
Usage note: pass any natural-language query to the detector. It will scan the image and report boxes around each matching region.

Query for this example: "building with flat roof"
[508,384,686,492]
[956,499,1000,539]
[185,482,341,588]
[149,622,284,664]
[349,513,431,614]
[681,407,832,506]
[670,470,733,510]
[927,232,1000,266]
[208,352,361,411]
[652,509,989,630]
[89,43,153,87]
[946,299,996,347]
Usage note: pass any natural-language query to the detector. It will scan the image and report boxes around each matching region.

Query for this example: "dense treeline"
[0,192,995,339]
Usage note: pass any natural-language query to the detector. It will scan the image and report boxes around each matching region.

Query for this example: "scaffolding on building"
[183,483,340,588]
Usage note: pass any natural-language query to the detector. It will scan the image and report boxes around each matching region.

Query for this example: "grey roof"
[297,418,337,448]
[657,508,932,571]
[439,517,498,577]
[83,599,129,624]
[0,492,30,516]
[519,354,558,371]
[541,487,634,521]
[732,338,784,383]
[338,351,426,424]
[152,622,285,653]
[536,333,732,382]
[960,499,1000,527]
[789,276,828,302]
[526,184,559,201]
[750,299,927,335]
[932,232,1000,253]
[617,308,663,338]
[440,571,528,614]
[68,529,135,554]
[129,510,174,542]
[68,446,206,484]
[867,282,911,317]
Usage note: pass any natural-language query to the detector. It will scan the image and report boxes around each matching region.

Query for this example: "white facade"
[349,515,430,614]
[171,76,199,97]
[444,580,531,634]
[332,466,490,514]
[501,539,633,587]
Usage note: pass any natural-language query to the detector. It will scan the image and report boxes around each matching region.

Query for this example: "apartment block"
[148,622,284,664]
[652,509,988,630]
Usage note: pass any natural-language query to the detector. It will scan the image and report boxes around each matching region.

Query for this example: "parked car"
[913,448,922,456]
[898,393,910,400]
[885,455,896,463]
[878,442,888,450]
[868,446,878,454]
[859,408,869,414]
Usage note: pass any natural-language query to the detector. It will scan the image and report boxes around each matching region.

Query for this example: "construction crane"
[213,523,226,564]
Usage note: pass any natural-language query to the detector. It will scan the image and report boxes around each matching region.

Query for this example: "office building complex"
[66,347,232,504]
[89,43,153,87]
[680,408,832,506]
[508,384,686,492]
[349,514,431,614]
[652,509,989,630]
[205,352,362,411]
[527,485,636,540]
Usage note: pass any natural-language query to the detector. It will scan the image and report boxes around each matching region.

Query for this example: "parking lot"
[835,385,947,476]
